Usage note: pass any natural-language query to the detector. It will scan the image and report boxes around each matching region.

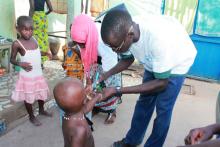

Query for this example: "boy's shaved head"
[101,9,132,44]
[54,78,85,113]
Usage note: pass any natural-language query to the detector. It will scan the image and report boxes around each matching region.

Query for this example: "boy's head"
[16,16,33,40]
[101,9,134,53]
[54,78,85,114]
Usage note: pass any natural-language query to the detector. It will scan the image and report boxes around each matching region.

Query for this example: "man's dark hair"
[101,9,132,43]
[17,16,33,27]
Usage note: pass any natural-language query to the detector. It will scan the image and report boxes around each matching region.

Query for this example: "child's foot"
[39,110,53,117]
[104,112,116,124]
[29,117,42,126]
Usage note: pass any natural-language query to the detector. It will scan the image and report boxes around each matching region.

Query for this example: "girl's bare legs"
[24,101,41,126]
[38,100,52,117]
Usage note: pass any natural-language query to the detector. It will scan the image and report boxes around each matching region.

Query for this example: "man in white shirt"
[100,9,197,147]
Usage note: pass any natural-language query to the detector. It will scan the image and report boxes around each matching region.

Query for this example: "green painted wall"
[0,0,16,39]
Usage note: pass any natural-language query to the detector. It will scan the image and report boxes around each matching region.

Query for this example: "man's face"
[105,25,134,53]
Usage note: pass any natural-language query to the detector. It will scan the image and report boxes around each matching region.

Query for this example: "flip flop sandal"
[105,112,116,124]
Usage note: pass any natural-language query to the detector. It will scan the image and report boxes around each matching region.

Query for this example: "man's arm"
[102,78,168,99]
[101,56,134,82]
[120,78,168,94]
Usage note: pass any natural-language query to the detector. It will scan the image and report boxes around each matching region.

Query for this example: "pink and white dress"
[11,39,49,104]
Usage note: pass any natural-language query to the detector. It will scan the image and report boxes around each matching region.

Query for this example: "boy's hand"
[184,127,214,145]
[19,62,32,72]
[85,84,93,96]
[91,93,103,102]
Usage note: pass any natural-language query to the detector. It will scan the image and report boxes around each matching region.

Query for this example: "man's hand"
[19,62,33,72]
[101,87,117,101]
[184,127,214,145]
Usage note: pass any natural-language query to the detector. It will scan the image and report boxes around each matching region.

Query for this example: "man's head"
[101,9,134,53]
[53,78,85,114]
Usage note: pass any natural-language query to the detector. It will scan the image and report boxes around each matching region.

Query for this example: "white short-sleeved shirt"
[96,23,118,71]
[120,14,197,79]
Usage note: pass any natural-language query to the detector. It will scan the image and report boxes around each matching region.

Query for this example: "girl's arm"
[10,42,32,72]
[45,0,53,15]
[10,42,22,66]
[29,0,35,17]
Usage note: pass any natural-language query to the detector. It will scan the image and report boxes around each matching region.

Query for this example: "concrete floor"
[0,77,219,147]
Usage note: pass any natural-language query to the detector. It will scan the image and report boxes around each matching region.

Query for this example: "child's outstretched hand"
[19,62,32,72]
[184,126,214,145]
[83,92,102,113]
[85,84,93,96]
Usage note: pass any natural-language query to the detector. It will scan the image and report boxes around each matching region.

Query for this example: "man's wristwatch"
[115,86,122,97]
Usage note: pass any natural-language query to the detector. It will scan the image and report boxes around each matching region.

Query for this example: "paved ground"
[0,73,219,147]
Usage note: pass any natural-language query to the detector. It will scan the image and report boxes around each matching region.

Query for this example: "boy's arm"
[71,127,87,147]
[83,93,102,114]
[45,0,53,15]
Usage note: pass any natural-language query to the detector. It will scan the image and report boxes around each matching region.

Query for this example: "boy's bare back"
[62,117,94,147]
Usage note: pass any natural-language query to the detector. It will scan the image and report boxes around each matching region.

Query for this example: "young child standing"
[10,16,52,126]
[54,78,102,147]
